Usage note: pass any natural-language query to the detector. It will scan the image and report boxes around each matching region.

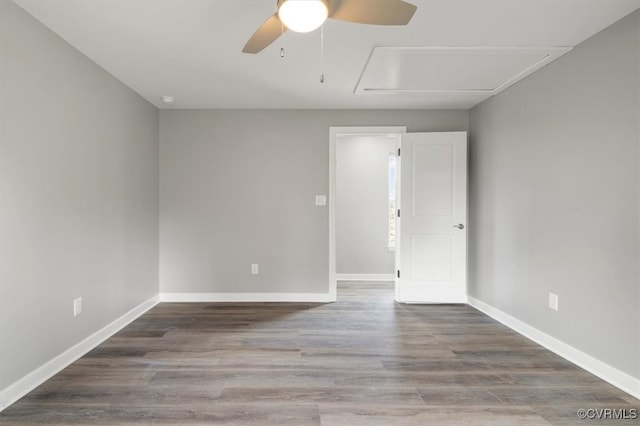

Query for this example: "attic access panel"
[355,47,572,95]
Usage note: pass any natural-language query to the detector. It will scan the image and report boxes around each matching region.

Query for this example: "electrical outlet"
[251,264,259,275]
[73,297,82,316]
[548,293,558,311]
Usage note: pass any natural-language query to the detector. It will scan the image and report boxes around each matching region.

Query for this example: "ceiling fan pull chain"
[320,24,325,83]
[280,22,285,58]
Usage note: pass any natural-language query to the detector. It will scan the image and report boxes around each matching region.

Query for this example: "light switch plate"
[548,293,558,311]
[315,195,326,206]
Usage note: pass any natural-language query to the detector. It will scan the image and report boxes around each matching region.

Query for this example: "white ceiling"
[13,0,640,110]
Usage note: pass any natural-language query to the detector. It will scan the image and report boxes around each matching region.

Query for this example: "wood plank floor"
[1,282,638,425]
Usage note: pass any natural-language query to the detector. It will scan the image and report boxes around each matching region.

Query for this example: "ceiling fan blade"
[242,13,286,54]
[329,0,417,25]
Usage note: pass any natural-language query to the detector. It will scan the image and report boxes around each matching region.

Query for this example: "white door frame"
[328,126,407,301]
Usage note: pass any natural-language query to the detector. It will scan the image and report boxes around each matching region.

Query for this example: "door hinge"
[397,270,400,279]
[397,209,400,218]
[397,148,401,156]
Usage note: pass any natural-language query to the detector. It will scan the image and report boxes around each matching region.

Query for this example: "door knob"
[453,224,465,230]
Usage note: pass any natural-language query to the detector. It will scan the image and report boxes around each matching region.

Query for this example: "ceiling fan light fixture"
[278,0,328,33]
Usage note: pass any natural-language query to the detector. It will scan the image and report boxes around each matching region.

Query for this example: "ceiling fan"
[242,0,418,54]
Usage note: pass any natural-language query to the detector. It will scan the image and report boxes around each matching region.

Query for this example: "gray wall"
[0,1,159,390]
[469,11,640,378]
[160,110,467,294]
[336,135,397,275]
[637,11,640,386]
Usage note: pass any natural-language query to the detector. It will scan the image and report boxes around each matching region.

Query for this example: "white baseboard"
[159,292,333,303]
[0,295,159,412]
[468,296,640,401]
[336,274,395,281]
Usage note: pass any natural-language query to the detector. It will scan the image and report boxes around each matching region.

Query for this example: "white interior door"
[396,132,467,303]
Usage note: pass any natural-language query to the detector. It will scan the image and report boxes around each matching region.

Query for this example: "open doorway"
[329,129,468,303]
[329,127,406,301]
